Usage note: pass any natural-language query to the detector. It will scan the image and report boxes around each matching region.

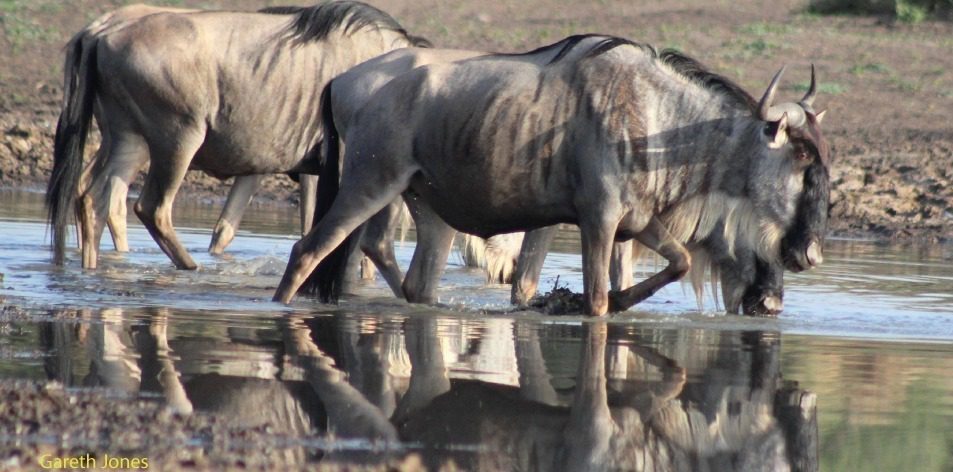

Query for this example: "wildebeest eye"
[795,150,810,161]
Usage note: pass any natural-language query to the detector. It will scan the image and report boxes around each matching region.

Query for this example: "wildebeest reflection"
[396,327,813,471]
[287,315,817,471]
[40,308,326,466]
[40,310,817,470]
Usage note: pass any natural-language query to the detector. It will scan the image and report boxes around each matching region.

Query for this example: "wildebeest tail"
[47,34,98,265]
[298,80,362,302]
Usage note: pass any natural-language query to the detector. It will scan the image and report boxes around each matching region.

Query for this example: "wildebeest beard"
[781,157,830,272]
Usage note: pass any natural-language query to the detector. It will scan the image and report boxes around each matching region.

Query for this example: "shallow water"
[1,189,952,470]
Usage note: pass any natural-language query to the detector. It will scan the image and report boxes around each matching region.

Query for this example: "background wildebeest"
[274,34,830,316]
[46,1,426,270]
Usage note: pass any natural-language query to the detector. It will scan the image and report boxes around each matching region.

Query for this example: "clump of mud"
[529,286,587,315]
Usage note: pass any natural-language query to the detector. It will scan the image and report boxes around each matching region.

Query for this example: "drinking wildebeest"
[510,226,788,316]
[275,34,830,316]
[509,159,833,316]
[300,45,803,316]
[46,1,427,270]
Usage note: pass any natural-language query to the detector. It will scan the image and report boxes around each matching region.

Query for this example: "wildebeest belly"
[191,127,315,179]
[408,163,576,238]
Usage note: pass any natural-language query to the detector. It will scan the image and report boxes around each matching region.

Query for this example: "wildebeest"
[275,34,830,316]
[303,46,790,315]
[47,1,426,270]
[55,4,326,258]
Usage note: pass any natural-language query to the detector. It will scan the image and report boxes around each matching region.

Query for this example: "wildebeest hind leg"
[401,195,456,304]
[609,218,691,311]
[103,137,148,254]
[79,132,148,268]
[510,226,558,306]
[298,174,318,235]
[609,241,634,291]
[133,134,202,270]
[105,176,131,252]
[209,174,262,255]
[359,199,405,297]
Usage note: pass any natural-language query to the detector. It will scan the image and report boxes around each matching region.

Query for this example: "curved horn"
[765,103,807,127]
[758,66,786,121]
[800,64,817,108]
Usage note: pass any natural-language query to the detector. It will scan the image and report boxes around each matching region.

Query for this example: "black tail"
[297,80,364,303]
[46,35,98,265]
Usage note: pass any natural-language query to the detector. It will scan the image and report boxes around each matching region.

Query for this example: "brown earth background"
[1,0,951,241]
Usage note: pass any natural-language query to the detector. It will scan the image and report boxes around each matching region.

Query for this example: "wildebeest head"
[746,66,830,272]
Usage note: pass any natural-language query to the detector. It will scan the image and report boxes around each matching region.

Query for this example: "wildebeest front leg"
[273,168,413,303]
[401,194,456,304]
[209,174,262,255]
[580,216,618,316]
[609,218,691,311]
[510,226,558,306]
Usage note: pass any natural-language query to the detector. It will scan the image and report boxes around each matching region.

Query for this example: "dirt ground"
[1,0,951,241]
[0,377,434,471]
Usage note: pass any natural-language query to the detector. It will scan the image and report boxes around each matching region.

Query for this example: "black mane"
[543,34,654,65]
[492,34,648,65]
[258,6,306,15]
[658,49,757,112]
[543,34,603,64]
[282,1,413,43]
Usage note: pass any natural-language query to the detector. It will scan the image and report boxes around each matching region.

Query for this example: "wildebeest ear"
[767,112,788,149]
[814,109,827,125]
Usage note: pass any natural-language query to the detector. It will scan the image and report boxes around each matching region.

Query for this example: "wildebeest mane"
[283,1,415,44]
[577,36,649,62]
[258,6,307,15]
[658,49,757,112]
[484,34,650,67]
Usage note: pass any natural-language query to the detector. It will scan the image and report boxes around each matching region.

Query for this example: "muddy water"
[1,189,952,470]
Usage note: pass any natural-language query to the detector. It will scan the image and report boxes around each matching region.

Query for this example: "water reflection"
[35,308,817,470]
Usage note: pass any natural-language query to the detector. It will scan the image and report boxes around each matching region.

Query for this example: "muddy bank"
[827,128,953,241]
[0,378,433,471]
